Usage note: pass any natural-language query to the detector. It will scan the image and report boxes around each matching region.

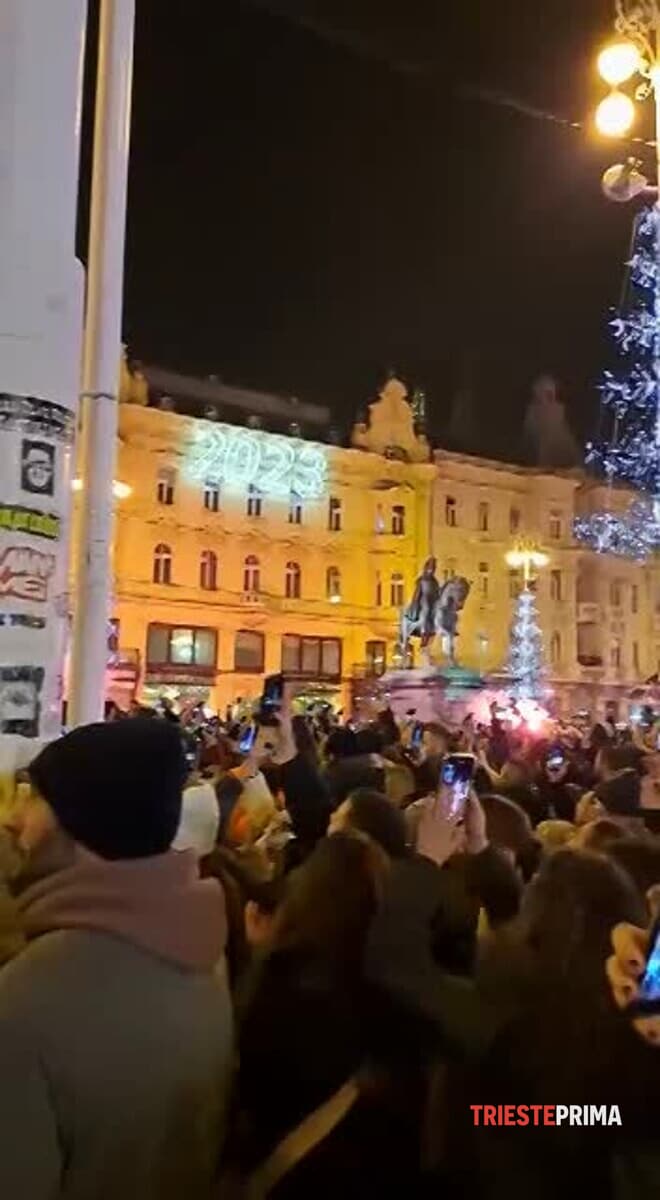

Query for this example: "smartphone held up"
[439,753,475,822]
[628,919,660,1018]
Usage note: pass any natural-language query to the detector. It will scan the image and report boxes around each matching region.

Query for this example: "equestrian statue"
[400,557,471,667]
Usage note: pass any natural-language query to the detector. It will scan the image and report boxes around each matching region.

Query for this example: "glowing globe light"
[72,477,132,500]
[595,91,635,138]
[597,42,640,87]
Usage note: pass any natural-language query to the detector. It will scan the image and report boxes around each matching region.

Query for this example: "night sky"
[80,0,654,458]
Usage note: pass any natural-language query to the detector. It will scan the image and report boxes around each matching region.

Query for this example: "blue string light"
[508,588,545,701]
[575,206,660,559]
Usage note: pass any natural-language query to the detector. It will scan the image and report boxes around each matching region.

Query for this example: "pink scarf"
[17,849,227,972]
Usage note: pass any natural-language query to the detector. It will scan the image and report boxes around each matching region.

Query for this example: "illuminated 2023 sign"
[186,423,327,499]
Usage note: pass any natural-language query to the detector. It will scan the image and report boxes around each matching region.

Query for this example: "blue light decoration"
[575,207,660,559]
[507,587,545,701]
[186,422,327,500]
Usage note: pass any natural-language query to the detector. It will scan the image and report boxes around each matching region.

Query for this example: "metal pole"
[0,0,86,740]
[68,0,135,727]
[654,51,660,521]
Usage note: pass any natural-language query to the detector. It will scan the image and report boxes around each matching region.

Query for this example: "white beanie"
[172,781,219,858]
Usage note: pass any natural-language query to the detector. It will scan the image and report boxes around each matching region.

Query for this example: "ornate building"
[104,371,433,711]
[430,453,660,712]
[99,362,660,714]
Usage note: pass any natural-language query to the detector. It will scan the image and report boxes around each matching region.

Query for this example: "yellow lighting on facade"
[595,90,636,137]
[597,42,640,86]
[72,477,132,500]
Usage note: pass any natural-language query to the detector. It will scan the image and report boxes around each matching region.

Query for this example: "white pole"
[68,0,135,727]
[0,0,86,740]
[654,55,660,524]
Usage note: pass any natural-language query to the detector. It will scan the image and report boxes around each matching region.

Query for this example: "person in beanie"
[0,719,232,1200]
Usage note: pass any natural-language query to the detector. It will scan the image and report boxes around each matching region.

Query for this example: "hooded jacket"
[0,849,232,1200]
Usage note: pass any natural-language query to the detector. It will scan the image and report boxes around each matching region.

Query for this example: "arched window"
[326,565,341,602]
[200,549,218,591]
[153,543,172,585]
[390,572,405,608]
[550,631,561,666]
[243,555,260,593]
[285,561,301,599]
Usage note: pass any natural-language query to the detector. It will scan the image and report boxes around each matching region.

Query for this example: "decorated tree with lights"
[507,586,545,702]
[575,205,660,559]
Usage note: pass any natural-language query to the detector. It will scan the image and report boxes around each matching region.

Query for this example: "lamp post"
[505,541,549,588]
[0,1,86,740]
[576,2,660,557]
[68,0,135,727]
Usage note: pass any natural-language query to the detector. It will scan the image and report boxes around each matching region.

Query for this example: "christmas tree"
[575,206,660,559]
[508,586,545,701]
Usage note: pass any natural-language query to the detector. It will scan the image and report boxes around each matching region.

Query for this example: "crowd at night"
[4,1,660,1197]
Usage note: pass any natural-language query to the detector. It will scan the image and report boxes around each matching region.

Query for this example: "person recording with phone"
[536,746,582,823]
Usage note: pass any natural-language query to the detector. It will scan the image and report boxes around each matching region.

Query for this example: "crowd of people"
[1,690,660,1198]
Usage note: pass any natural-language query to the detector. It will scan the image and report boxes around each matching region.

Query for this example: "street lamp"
[505,540,549,587]
[72,478,132,501]
[576,2,660,559]
[595,89,636,137]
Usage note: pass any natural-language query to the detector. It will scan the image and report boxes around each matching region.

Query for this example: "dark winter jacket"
[235,947,419,1198]
[366,855,660,1200]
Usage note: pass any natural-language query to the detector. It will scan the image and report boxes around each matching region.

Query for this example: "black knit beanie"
[28,719,187,860]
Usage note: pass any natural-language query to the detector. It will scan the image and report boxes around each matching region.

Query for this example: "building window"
[509,506,521,534]
[391,572,405,607]
[281,634,342,679]
[328,496,342,531]
[146,624,216,669]
[509,569,522,599]
[366,640,387,677]
[375,571,382,607]
[478,501,489,533]
[549,510,562,540]
[375,504,385,534]
[243,554,260,593]
[285,561,301,599]
[550,631,561,666]
[633,641,640,674]
[445,496,457,527]
[611,642,621,670]
[443,559,457,584]
[632,584,639,615]
[156,467,176,506]
[247,484,262,517]
[288,494,303,525]
[610,580,622,608]
[326,565,341,602]
[199,549,217,591]
[550,569,562,602]
[234,629,264,673]
[203,481,220,512]
[392,505,405,536]
[153,543,172,585]
[478,562,489,599]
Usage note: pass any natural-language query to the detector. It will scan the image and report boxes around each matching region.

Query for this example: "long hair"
[271,832,390,975]
[478,849,647,1103]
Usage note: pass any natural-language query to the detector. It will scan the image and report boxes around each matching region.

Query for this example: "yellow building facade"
[110,376,434,712]
[430,453,660,709]
[104,363,660,716]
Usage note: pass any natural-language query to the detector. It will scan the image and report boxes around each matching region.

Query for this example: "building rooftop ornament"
[119,349,149,406]
[351,376,430,463]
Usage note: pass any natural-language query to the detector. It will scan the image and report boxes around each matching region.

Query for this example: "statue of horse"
[400,575,471,667]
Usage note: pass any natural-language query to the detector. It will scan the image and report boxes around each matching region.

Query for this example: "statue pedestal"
[378,665,485,724]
